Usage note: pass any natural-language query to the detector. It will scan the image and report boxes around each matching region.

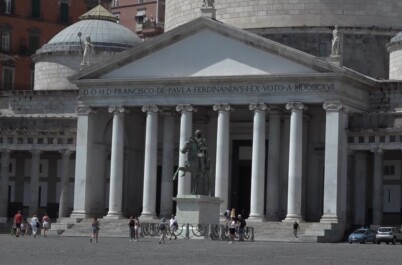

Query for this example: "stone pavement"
[1,234,401,265]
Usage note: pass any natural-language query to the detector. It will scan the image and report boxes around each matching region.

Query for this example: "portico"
[66,18,374,225]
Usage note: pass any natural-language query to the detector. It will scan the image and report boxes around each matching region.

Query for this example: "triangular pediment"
[101,29,317,79]
[70,17,347,82]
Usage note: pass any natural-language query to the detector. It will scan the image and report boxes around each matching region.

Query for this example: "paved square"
[1,234,402,265]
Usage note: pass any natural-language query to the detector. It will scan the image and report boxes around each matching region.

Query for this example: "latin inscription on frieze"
[81,83,335,97]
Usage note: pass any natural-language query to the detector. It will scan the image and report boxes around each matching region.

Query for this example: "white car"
[376,227,402,245]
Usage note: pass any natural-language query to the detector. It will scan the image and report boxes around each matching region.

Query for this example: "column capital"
[213,103,233,112]
[109,105,128,114]
[31,149,42,156]
[323,101,343,112]
[176,104,197,113]
[371,147,383,155]
[249,103,268,112]
[76,105,97,116]
[59,149,72,157]
[285,102,304,111]
[142,105,159,113]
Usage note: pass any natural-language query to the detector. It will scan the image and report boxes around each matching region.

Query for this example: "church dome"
[33,5,141,91]
[35,5,141,56]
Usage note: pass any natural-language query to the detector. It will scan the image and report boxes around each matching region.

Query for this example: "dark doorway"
[231,140,252,218]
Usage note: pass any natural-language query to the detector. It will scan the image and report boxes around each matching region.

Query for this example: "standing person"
[237,214,246,242]
[128,216,135,242]
[228,217,237,244]
[158,217,167,244]
[42,213,50,237]
[169,215,178,240]
[134,217,141,241]
[230,208,236,219]
[90,217,100,243]
[293,221,300,238]
[13,210,23,237]
[20,220,26,236]
[30,214,40,238]
[224,209,230,226]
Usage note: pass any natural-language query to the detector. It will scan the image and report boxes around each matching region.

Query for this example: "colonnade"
[69,100,355,224]
[0,149,72,221]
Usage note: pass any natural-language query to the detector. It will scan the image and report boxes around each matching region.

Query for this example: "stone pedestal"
[173,195,222,225]
[323,56,343,67]
[200,7,216,19]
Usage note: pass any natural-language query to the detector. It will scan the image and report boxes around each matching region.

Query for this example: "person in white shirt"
[30,214,40,238]
[169,215,178,240]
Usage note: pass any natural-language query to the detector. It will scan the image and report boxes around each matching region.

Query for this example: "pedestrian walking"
[128,216,135,242]
[134,217,140,241]
[230,208,236,219]
[90,217,100,243]
[158,217,167,244]
[169,215,178,240]
[224,209,230,226]
[13,210,23,237]
[30,214,40,238]
[20,220,26,236]
[42,213,50,237]
[293,221,300,238]
[228,217,237,244]
[237,214,246,241]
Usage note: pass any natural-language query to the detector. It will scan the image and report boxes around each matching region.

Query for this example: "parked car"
[376,227,402,245]
[348,228,377,244]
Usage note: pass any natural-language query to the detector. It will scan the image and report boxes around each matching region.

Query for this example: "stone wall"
[165,0,402,32]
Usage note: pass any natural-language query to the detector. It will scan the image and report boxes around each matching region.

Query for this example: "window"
[319,43,327,57]
[31,0,41,19]
[5,0,11,14]
[138,0,144,3]
[1,31,10,52]
[59,1,69,24]
[2,67,14,90]
[383,160,401,180]
[112,0,119,7]
[28,30,41,54]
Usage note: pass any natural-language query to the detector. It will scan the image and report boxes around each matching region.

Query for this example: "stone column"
[266,108,281,221]
[284,102,304,221]
[105,105,126,219]
[320,101,343,223]
[176,104,195,195]
[140,105,159,219]
[372,148,383,225]
[160,110,175,218]
[29,150,42,216]
[353,152,367,225]
[0,150,10,222]
[58,150,72,219]
[249,103,267,221]
[213,104,232,214]
[71,106,97,218]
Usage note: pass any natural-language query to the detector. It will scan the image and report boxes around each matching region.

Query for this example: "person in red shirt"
[14,210,23,237]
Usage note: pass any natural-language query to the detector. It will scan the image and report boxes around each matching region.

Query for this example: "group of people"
[225,209,247,244]
[158,215,178,244]
[13,211,51,238]
[128,216,141,242]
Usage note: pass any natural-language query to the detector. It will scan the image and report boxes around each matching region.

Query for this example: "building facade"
[110,0,165,39]
[0,0,104,91]
[0,1,402,241]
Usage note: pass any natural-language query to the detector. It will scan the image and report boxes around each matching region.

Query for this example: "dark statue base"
[173,195,222,225]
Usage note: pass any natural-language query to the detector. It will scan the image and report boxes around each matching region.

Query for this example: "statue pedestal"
[323,55,343,67]
[200,7,216,20]
[173,195,222,225]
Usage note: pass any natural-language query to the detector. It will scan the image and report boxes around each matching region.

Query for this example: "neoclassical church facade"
[1,2,402,238]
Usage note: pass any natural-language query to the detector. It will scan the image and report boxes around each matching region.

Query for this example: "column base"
[320,214,339,224]
[283,214,303,222]
[70,211,91,219]
[0,217,8,223]
[139,213,159,221]
[104,211,124,220]
[247,214,265,222]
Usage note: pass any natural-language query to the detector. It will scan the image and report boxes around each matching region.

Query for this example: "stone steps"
[48,218,345,242]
